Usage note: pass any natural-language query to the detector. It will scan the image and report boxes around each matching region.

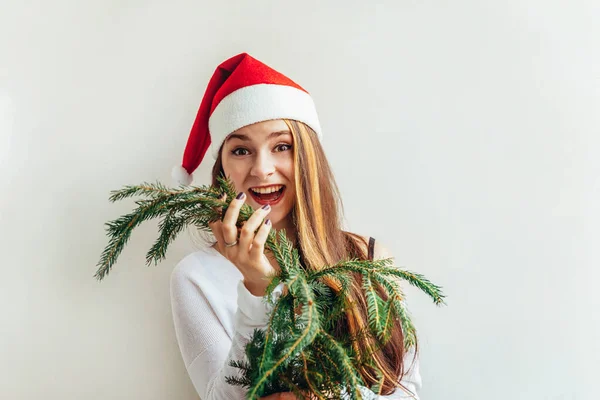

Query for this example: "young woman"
[170,53,422,400]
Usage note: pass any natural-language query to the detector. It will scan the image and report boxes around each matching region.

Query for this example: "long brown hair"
[198,119,418,396]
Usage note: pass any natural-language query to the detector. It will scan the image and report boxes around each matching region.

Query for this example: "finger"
[257,393,279,400]
[215,192,226,212]
[222,191,246,247]
[210,192,226,223]
[258,393,296,400]
[209,193,227,250]
[239,204,271,250]
[208,219,225,253]
[248,217,272,261]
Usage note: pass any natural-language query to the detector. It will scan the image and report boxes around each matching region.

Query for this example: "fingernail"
[236,191,245,200]
[261,204,270,210]
[265,219,271,225]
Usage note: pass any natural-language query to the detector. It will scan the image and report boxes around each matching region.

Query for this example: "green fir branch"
[96,172,446,399]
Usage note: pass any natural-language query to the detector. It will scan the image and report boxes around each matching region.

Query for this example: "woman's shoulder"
[171,247,212,273]
[170,247,240,288]
[348,233,394,261]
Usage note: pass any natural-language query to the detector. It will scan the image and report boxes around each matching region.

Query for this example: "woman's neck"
[272,217,297,246]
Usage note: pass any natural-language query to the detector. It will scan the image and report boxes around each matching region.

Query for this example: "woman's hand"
[258,393,298,400]
[259,392,313,399]
[208,191,278,296]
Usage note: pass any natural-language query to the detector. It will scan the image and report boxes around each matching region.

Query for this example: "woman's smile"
[248,185,287,206]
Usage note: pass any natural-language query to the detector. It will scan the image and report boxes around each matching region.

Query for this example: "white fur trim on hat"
[171,164,193,186]
[208,83,322,159]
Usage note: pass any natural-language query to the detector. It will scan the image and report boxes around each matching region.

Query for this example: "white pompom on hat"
[171,52,323,186]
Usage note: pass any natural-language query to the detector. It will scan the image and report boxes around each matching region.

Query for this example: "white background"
[1,1,598,399]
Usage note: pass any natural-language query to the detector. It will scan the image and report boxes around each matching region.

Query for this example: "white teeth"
[250,185,284,194]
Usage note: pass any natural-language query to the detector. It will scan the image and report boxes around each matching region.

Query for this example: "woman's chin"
[266,212,282,226]
[248,199,293,228]
[265,210,290,230]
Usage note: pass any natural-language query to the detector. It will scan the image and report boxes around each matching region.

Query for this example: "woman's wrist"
[243,279,267,297]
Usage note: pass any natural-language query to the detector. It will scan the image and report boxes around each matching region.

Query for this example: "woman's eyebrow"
[226,130,291,142]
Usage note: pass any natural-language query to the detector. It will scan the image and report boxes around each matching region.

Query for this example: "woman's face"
[220,119,296,226]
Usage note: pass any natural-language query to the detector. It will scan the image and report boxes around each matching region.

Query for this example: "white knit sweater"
[169,246,422,399]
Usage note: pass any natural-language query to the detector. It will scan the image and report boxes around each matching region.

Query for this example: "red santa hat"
[171,52,323,186]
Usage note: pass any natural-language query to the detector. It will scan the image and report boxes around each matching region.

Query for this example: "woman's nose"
[250,152,276,179]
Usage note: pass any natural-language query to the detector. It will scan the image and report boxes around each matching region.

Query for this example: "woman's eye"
[231,144,292,157]
[231,148,249,156]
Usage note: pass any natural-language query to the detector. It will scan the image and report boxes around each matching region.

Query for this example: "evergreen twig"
[96,172,446,399]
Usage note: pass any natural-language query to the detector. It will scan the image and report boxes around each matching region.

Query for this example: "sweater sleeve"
[170,263,421,400]
[339,346,421,400]
[170,267,283,400]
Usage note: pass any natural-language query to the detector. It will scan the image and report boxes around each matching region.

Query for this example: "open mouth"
[248,185,286,205]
